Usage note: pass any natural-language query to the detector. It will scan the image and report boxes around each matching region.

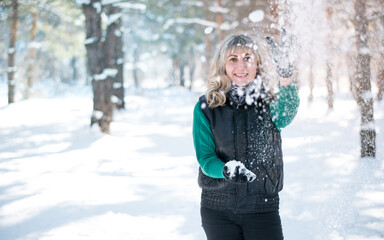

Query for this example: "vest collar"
[227,78,269,108]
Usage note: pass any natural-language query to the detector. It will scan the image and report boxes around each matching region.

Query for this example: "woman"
[192,32,300,240]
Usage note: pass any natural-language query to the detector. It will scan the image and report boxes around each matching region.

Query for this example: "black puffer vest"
[198,92,283,213]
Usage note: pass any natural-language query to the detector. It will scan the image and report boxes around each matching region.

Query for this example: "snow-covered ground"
[0,83,383,240]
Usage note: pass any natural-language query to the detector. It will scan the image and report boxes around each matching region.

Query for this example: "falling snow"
[0,84,382,240]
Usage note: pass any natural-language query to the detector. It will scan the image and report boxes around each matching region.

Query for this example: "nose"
[236,59,247,68]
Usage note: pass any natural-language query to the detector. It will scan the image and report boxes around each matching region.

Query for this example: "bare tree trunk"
[378,64,384,101]
[104,5,124,109]
[172,58,179,86]
[326,6,334,109]
[354,0,376,158]
[347,53,359,102]
[308,59,314,103]
[179,62,185,87]
[326,61,334,109]
[133,46,140,89]
[189,60,195,90]
[26,8,38,99]
[98,5,118,130]
[71,56,78,82]
[8,0,18,104]
[377,15,384,101]
[202,0,212,78]
[82,0,112,133]
[216,0,224,41]
[269,0,280,37]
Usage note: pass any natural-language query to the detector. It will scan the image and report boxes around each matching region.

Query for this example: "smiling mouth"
[234,73,248,77]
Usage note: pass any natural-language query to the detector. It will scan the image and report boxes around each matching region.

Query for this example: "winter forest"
[0,0,383,239]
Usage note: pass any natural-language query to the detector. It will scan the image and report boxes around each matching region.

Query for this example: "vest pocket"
[247,164,283,194]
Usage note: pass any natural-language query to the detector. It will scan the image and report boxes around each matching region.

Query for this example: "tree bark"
[104,5,124,109]
[378,64,384,101]
[326,6,334,109]
[354,0,376,158]
[26,8,38,99]
[179,62,185,87]
[82,0,112,133]
[347,53,359,102]
[326,61,334,109]
[308,59,314,103]
[71,56,78,82]
[377,15,384,101]
[268,0,280,37]
[171,58,178,86]
[216,0,224,41]
[189,60,195,90]
[8,0,18,104]
[133,46,140,89]
[203,0,212,78]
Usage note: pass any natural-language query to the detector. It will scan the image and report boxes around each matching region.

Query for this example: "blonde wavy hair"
[206,34,268,108]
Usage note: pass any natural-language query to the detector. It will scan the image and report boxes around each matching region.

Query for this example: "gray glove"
[266,28,298,78]
[223,160,256,183]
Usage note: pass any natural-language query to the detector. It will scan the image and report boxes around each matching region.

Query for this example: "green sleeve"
[270,83,300,131]
[192,101,225,179]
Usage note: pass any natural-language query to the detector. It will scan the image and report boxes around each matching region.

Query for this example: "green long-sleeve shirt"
[192,84,300,179]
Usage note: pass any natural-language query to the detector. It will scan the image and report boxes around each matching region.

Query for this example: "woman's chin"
[232,79,252,87]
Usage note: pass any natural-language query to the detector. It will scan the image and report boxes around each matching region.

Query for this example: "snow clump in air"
[249,10,264,23]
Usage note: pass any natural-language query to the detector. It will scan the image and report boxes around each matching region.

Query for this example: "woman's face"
[225,49,257,87]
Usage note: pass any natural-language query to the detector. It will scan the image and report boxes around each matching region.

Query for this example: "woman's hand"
[279,75,294,87]
[223,160,256,183]
[266,28,299,78]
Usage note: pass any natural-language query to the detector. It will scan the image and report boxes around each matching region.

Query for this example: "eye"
[229,57,237,62]
[245,55,255,62]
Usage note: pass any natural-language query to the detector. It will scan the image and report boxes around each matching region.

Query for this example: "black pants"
[201,207,284,240]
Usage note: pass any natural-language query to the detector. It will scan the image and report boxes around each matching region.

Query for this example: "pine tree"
[354,0,376,158]
[7,0,18,104]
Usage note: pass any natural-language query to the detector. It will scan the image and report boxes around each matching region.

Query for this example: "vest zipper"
[234,109,239,163]
[233,109,240,211]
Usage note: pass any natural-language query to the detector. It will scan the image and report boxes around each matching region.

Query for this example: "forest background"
[0,0,384,239]
[1,0,383,155]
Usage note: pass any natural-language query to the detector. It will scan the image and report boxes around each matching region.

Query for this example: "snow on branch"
[361,90,373,100]
[7,66,17,73]
[28,41,41,49]
[234,0,249,7]
[84,37,98,45]
[358,47,371,55]
[361,122,375,131]
[113,82,123,89]
[114,29,122,37]
[116,58,124,65]
[220,21,239,31]
[111,2,146,11]
[8,48,15,54]
[93,2,102,13]
[181,0,204,7]
[92,110,103,120]
[111,95,120,104]
[76,0,91,6]
[164,18,218,30]
[209,5,230,14]
[8,79,16,86]
[75,0,102,14]
[94,68,118,81]
[107,13,122,26]
[101,0,122,5]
